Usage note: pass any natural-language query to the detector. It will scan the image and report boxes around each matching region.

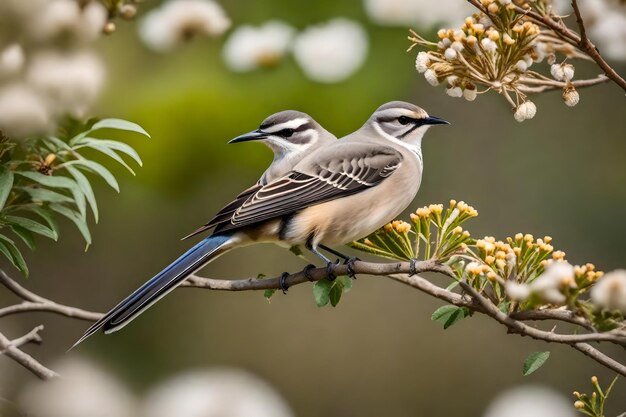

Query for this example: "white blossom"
[480,38,497,53]
[563,88,580,107]
[424,69,439,86]
[223,21,294,72]
[292,18,368,83]
[514,101,537,122]
[550,63,565,80]
[484,385,576,417]
[444,48,457,60]
[139,0,231,52]
[0,84,50,138]
[515,59,528,72]
[142,369,294,417]
[590,269,626,314]
[579,0,626,61]
[415,52,430,73]
[0,44,24,76]
[363,0,473,28]
[463,87,477,101]
[19,357,136,417]
[446,86,463,97]
[529,261,575,304]
[505,282,531,301]
[31,0,107,43]
[27,51,105,117]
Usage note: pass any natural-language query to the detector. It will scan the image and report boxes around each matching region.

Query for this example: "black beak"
[424,116,450,126]
[228,129,268,144]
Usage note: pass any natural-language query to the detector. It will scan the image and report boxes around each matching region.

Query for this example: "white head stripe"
[263,118,309,133]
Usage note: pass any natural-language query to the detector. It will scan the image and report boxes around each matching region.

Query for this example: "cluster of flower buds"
[409,0,591,121]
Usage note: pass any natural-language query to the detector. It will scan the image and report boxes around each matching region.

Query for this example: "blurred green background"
[2,0,626,415]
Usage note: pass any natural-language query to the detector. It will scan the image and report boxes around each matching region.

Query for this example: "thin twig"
[0,328,57,380]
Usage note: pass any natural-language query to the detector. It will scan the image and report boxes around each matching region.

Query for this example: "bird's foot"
[344,256,360,279]
[326,260,340,281]
[279,272,290,294]
[409,258,418,277]
[303,264,316,281]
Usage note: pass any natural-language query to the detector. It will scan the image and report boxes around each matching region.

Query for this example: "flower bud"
[446,86,463,97]
[415,52,430,73]
[563,88,579,107]
[444,48,457,60]
[424,69,439,86]
[119,4,137,20]
[463,86,477,101]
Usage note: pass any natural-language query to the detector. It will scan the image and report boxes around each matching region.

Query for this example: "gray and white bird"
[74,101,448,346]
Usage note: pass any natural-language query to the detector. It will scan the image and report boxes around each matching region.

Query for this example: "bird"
[73,101,448,347]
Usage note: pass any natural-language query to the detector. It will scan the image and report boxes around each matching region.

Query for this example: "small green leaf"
[43,136,72,151]
[90,118,150,138]
[16,171,77,189]
[0,166,14,210]
[5,215,57,240]
[329,284,342,306]
[77,142,136,175]
[49,203,91,248]
[65,166,98,222]
[313,279,333,307]
[0,235,28,276]
[264,289,276,301]
[63,160,120,192]
[522,351,550,376]
[80,138,143,166]
[10,225,36,250]
[29,207,60,238]
[431,305,469,329]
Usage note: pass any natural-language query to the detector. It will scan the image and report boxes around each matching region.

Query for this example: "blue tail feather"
[72,233,233,348]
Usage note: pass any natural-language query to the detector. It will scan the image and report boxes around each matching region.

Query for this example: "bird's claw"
[279,272,290,294]
[409,258,418,277]
[303,264,316,281]
[344,256,360,279]
[326,261,339,281]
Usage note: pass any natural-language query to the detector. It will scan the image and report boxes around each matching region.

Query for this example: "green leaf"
[313,279,333,307]
[522,351,550,376]
[49,203,91,248]
[80,138,142,166]
[264,289,276,301]
[10,225,36,250]
[0,166,14,211]
[23,187,74,204]
[16,171,77,189]
[90,118,150,138]
[4,215,57,240]
[29,207,60,238]
[63,160,119,192]
[77,141,136,175]
[65,166,98,222]
[70,183,87,219]
[43,136,72,152]
[329,283,342,307]
[0,234,28,276]
[431,305,469,329]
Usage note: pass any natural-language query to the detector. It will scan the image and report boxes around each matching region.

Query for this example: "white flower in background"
[578,0,626,61]
[505,282,531,301]
[0,84,50,138]
[591,269,626,314]
[529,261,575,304]
[0,44,24,76]
[142,369,294,417]
[364,0,473,28]
[483,385,576,417]
[292,18,368,83]
[514,101,537,122]
[31,0,107,43]
[27,50,105,117]
[19,357,136,417]
[139,0,231,52]
[223,21,294,72]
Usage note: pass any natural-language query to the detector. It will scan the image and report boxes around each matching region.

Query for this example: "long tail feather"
[72,233,234,348]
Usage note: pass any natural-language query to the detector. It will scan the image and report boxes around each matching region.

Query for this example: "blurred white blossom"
[27,50,105,117]
[530,261,575,304]
[19,357,136,417]
[364,0,473,28]
[292,18,368,83]
[0,83,50,138]
[30,0,107,43]
[0,44,25,76]
[483,385,576,417]
[579,0,626,61]
[142,369,294,417]
[223,21,294,72]
[139,0,231,52]
[591,269,626,314]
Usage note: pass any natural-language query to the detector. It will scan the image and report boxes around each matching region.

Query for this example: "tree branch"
[0,327,57,380]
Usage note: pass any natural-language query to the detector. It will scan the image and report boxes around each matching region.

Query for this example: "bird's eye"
[281,129,294,137]
[398,116,411,125]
